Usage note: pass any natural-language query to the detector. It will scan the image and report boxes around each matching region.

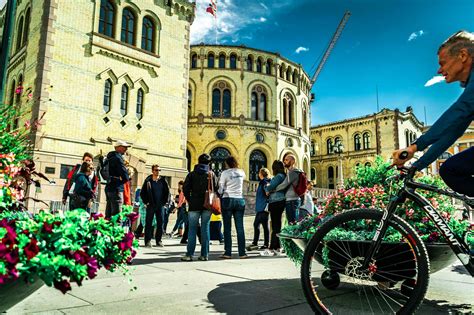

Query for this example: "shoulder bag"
[203,171,221,215]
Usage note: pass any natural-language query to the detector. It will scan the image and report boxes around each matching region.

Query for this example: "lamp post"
[333,139,344,190]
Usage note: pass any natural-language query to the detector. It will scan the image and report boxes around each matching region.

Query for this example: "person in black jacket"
[140,164,170,247]
[104,141,130,219]
[70,162,95,213]
[181,153,218,261]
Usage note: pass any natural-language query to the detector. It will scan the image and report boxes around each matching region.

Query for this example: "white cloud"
[424,76,445,87]
[295,46,309,54]
[408,30,425,42]
[190,0,291,44]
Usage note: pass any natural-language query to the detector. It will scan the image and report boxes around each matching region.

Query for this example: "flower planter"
[278,233,457,274]
[0,276,44,312]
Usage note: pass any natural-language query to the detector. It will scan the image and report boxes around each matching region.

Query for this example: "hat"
[114,140,131,147]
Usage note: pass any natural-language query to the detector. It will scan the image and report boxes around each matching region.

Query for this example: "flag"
[206,0,217,17]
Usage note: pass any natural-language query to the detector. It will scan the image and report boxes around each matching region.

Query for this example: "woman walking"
[70,162,95,213]
[219,156,247,259]
[261,160,287,256]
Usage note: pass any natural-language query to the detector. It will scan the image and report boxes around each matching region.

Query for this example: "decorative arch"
[96,68,118,84]
[203,140,239,160]
[191,53,198,68]
[22,8,31,46]
[249,150,267,181]
[363,131,371,149]
[243,142,273,168]
[286,66,292,81]
[117,73,134,88]
[354,133,361,151]
[16,15,24,51]
[256,57,263,73]
[282,92,295,127]
[247,54,254,71]
[207,51,215,68]
[121,7,137,45]
[265,59,273,75]
[218,52,226,68]
[207,76,237,117]
[99,0,116,37]
[229,53,238,69]
[250,84,268,121]
[211,81,232,118]
[209,147,231,177]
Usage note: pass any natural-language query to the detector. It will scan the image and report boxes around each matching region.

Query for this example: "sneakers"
[219,254,232,259]
[181,255,192,262]
[144,242,152,248]
[156,241,164,247]
[239,255,249,259]
[198,256,208,261]
[260,249,275,256]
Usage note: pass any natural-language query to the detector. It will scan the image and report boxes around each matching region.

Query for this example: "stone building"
[310,108,424,189]
[187,44,312,190]
[1,0,195,209]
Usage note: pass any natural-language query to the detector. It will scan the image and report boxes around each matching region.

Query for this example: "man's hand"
[391,144,417,167]
[62,198,67,205]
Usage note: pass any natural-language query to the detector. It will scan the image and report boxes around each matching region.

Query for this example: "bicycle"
[301,158,474,314]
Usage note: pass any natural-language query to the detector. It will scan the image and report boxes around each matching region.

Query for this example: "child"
[247,168,271,250]
[210,213,224,244]
[298,181,315,220]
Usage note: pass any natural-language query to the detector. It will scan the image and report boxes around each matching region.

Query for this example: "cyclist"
[392,30,474,197]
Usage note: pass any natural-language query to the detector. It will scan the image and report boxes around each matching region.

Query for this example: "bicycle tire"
[301,208,430,314]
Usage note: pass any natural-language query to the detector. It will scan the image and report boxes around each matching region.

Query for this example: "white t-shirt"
[218,168,246,198]
[300,191,314,215]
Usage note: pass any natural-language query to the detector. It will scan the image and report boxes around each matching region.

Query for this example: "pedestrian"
[123,160,134,206]
[275,154,304,224]
[298,181,315,220]
[163,194,174,237]
[133,188,145,240]
[70,161,95,213]
[104,140,130,219]
[247,167,271,251]
[210,212,224,244]
[181,153,217,261]
[171,192,186,237]
[261,160,287,256]
[218,156,247,259]
[140,164,170,248]
[62,152,98,210]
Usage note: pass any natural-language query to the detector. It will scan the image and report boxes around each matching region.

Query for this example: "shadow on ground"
[207,279,473,314]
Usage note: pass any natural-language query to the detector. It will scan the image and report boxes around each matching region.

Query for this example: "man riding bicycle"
[392,30,474,197]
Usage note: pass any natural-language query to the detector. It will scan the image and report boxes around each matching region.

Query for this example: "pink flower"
[54,280,72,294]
[72,250,90,265]
[87,257,99,279]
[15,86,23,95]
[24,121,31,129]
[119,232,135,251]
[24,239,39,260]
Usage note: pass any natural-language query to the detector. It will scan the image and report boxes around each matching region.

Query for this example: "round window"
[256,133,264,143]
[216,130,227,140]
[286,138,293,147]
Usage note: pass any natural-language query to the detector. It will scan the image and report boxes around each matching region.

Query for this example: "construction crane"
[310,11,351,91]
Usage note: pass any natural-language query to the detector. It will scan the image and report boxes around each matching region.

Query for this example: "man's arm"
[182,173,192,201]
[275,171,298,192]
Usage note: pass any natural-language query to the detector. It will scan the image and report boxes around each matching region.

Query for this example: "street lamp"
[332,139,344,189]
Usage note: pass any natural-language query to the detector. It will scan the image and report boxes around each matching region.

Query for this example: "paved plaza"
[7,216,474,314]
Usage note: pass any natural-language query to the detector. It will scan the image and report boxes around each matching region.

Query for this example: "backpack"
[293,171,308,197]
[99,156,110,183]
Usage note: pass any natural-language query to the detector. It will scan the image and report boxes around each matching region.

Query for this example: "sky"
[190,0,474,126]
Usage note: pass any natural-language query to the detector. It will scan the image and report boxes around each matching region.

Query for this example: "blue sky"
[191,0,474,126]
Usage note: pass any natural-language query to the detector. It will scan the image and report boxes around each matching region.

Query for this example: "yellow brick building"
[187,44,312,188]
[2,0,194,209]
[310,108,424,189]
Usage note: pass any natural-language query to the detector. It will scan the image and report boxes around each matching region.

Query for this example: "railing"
[312,188,336,201]
[49,200,100,214]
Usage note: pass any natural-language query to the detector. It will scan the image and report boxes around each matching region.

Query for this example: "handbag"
[203,171,221,215]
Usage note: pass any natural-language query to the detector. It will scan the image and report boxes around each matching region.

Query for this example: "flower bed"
[281,157,473,266]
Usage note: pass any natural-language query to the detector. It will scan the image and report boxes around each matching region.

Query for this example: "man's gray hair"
[438,30,474,56]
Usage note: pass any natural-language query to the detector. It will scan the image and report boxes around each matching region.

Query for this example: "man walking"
[140,164,170,247]
[62,152,98,210]
[275,154,304,224]
[104,140,130,219]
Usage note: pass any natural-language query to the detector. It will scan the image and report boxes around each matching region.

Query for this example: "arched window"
[266,59,272,75]
[230,54,237,69]
[188,88,192,115]
[327,138,333,154]
[302,106,307,134]
[405,129,410,147]
[279,65,284,78]
[282,93,294,127]
[354,134,361,151]
[311,168,316,181]
[286,67,291,81]
[121,8,136,45]
[120,84,129,116]
[103,79,112,113]
[256,58,262,73]
[99,0,115,37]
[363,132,370,149]
[212,81,231,118]
[328,166,334,189]
[207,53,215,68]
[292,71,297,84]
[365,162,372,168]
[186,150,192,172]
[218,53,226,68]
[210,147,231,177]
[247,55,253,71]
[310,141,316,156]
[9,80,16,107]
[141,17,155,52]
[22,8,30,46]
[191,53,197,68]
[16,16,24,51]
[249,150,267,181]
[251,85,267,121]
[136,88,144,120]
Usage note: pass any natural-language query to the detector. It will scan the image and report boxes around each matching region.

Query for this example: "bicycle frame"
[363,178,474,277]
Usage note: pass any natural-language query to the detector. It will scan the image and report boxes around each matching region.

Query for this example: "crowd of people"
[61,140,321,261]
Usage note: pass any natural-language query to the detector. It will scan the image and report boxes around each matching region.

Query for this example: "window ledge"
[90,32,160,77]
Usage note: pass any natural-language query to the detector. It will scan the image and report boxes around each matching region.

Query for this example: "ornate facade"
[187,44,312,186]
[310,108,424,188]
[2,0,195,209]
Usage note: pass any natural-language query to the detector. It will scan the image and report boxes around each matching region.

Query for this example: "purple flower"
[87,257,99,279]
[119,232,135,251]
[54,279,72,294]
[24,239,39,260]
[72,250,90,265]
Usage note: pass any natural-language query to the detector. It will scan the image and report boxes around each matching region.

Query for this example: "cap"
[114,140,131,147]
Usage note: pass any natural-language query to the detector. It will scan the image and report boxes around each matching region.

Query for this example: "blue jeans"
[186,210,211,258]
[439,147,474,197]
[285,199,301,224]
[221,198,246,256]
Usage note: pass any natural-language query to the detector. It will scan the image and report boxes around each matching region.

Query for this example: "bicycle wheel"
[301,209,429,314]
